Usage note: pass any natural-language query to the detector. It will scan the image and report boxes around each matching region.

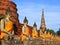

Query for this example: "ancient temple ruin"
[0,0,60,45]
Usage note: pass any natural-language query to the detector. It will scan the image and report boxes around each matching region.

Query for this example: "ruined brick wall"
[0,0,18,19]
[0,0,33,36]
[0,0,21,35]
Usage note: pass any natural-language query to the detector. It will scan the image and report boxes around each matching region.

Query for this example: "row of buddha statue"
[0,7,60,42]
[20,16,60,42]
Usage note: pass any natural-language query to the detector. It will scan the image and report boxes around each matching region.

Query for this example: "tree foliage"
[46,29,56,35]
[56,28,60,36]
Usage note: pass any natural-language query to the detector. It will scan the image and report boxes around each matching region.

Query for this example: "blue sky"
[12,0,60,32]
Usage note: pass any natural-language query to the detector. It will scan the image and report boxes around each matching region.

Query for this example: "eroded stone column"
[1,19,4,31]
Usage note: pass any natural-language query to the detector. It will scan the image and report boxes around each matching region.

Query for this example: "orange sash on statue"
[5,20,13,32]
[0,20,13,40]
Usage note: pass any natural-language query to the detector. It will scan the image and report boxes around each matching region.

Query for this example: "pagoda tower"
[40,9,46,32]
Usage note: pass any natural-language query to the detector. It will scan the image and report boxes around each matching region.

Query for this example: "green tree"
[46,29,56,35]
[56,28,60,36]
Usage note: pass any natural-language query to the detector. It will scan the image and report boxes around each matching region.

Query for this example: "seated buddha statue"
[32,22,38,38]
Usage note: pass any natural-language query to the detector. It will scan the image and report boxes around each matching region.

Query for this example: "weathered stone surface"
[0,0,21,35]
[0,0,17,19]
[0,0,33,36]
